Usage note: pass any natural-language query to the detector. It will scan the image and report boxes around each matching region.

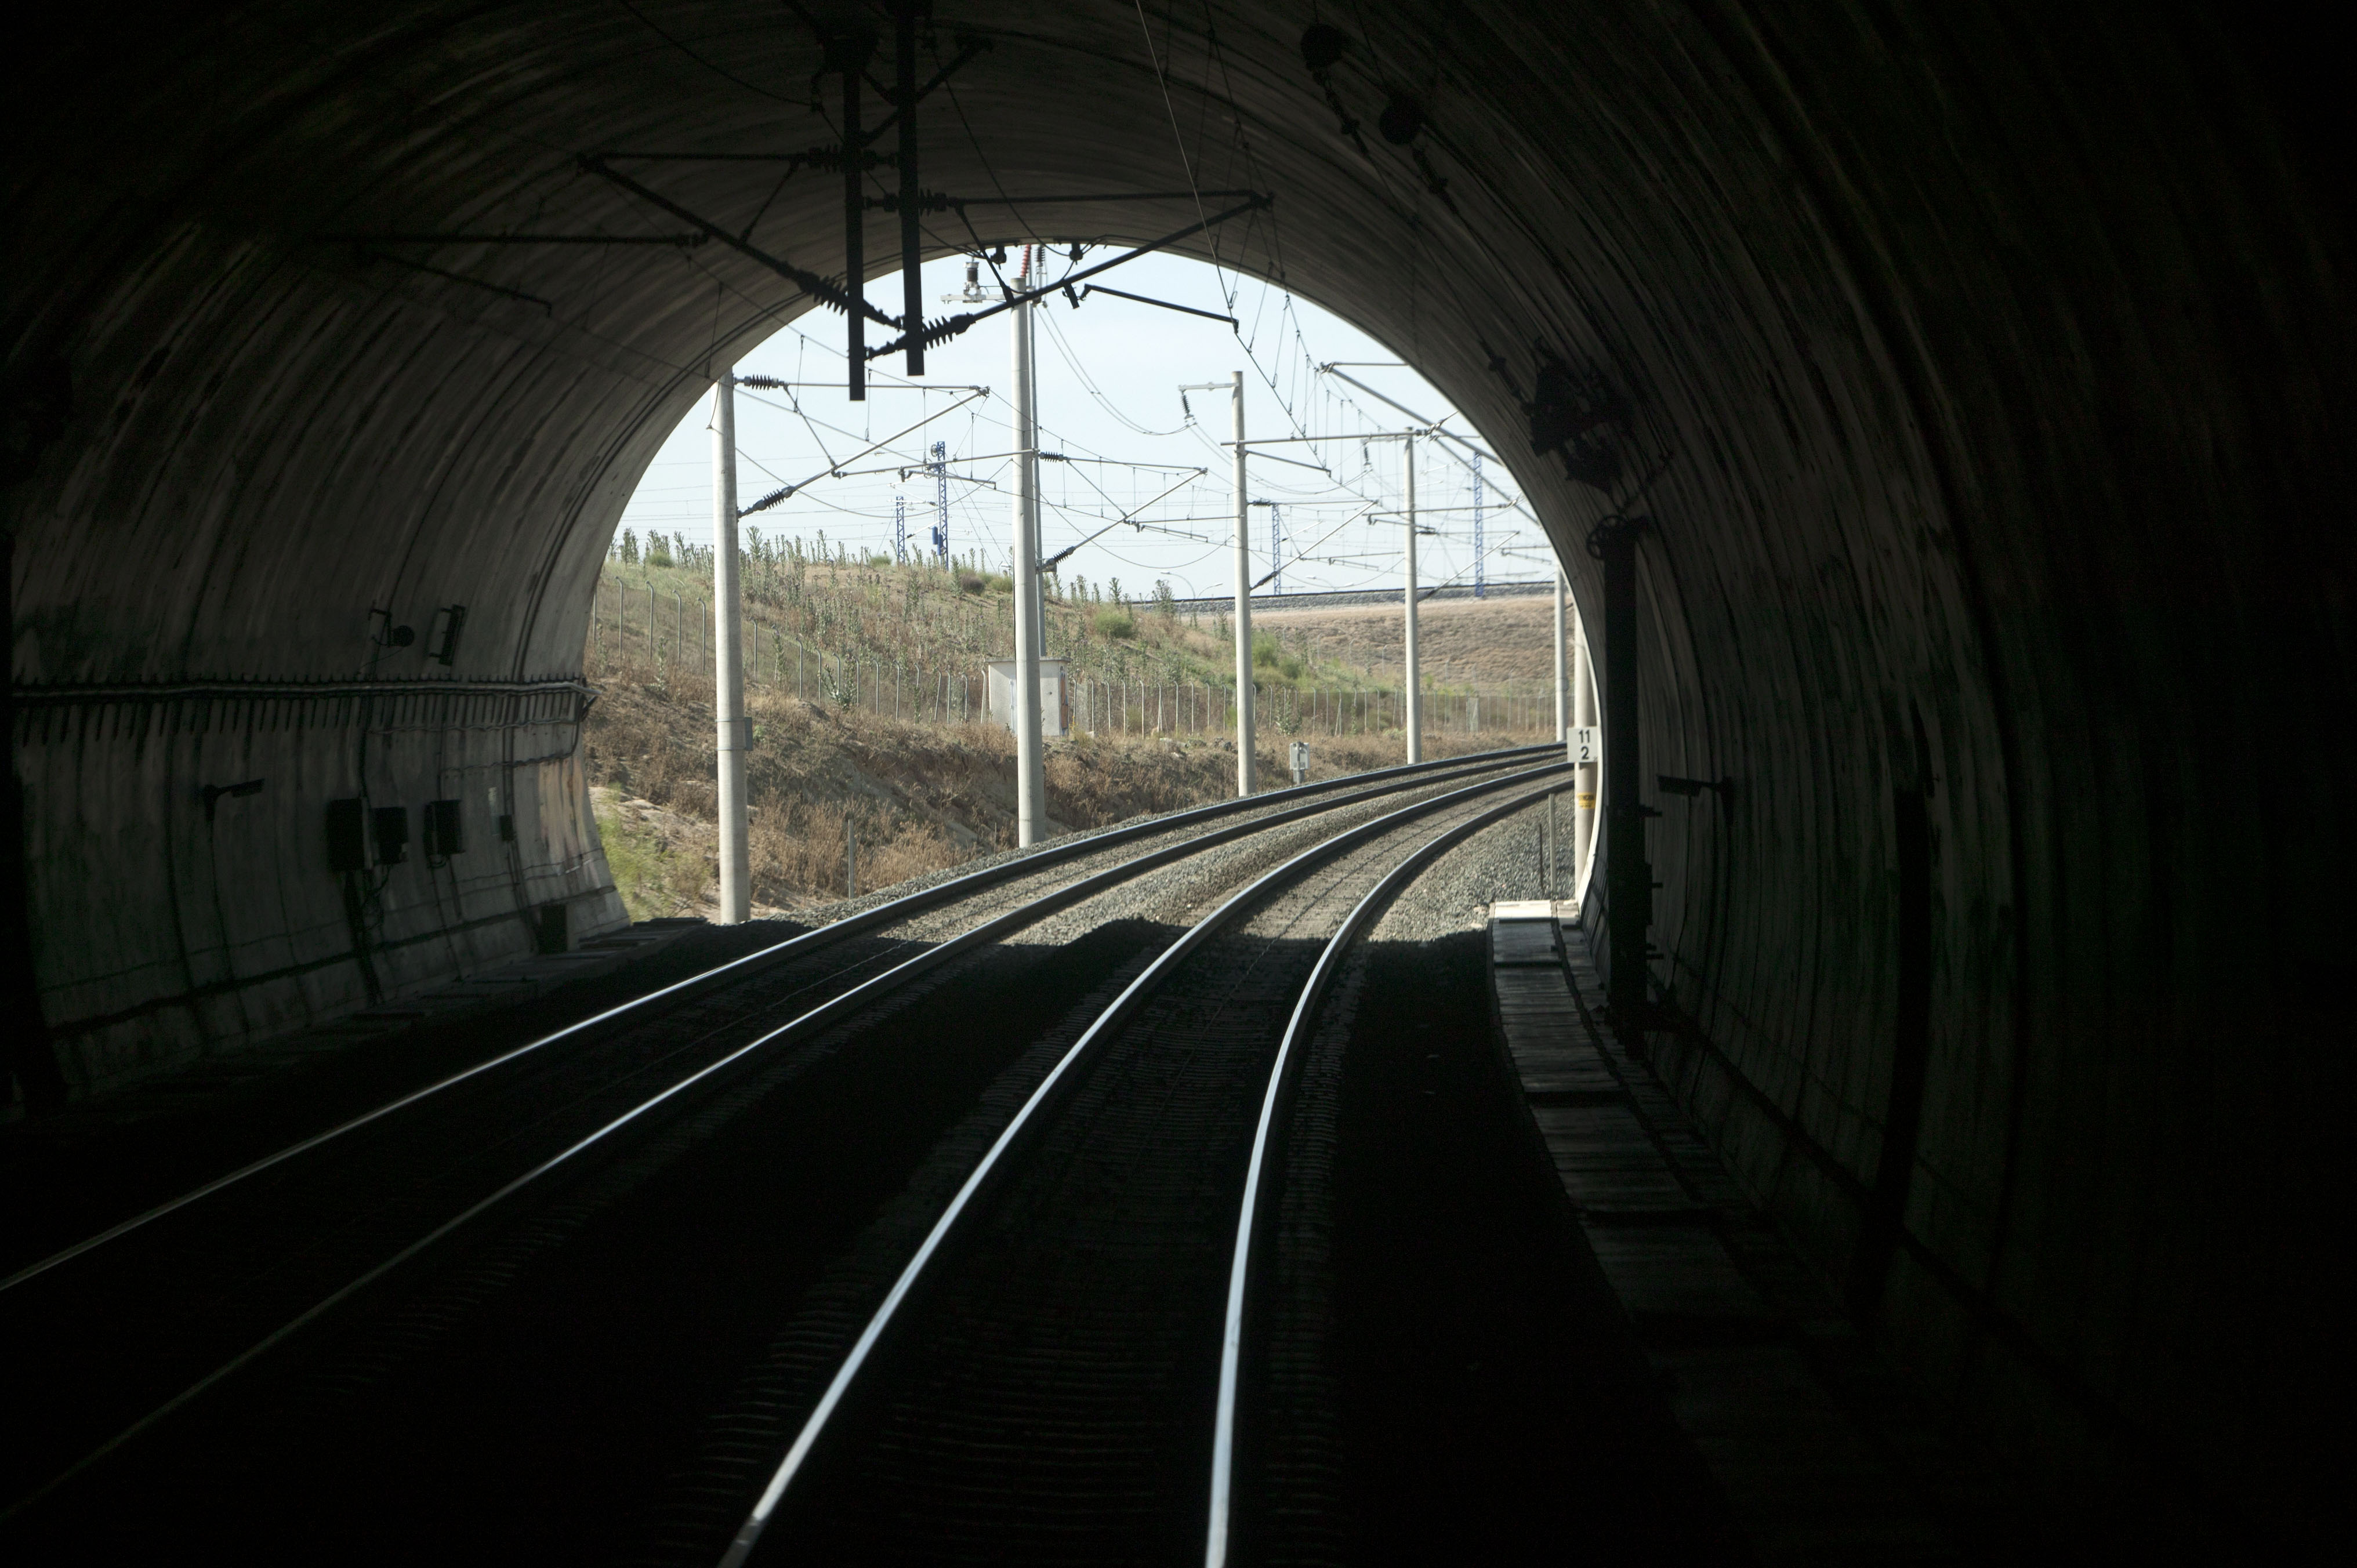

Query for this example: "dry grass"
[749,796,963,899]
[1248,593,1564,685]
[585,667,1540,916]
[582,571,1557,917]
[591,790,721,920]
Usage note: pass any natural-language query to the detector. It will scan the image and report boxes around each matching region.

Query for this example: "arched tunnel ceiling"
[6,1,2350,1550]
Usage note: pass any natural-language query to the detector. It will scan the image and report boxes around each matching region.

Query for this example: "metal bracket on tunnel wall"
[1587,513,1656,1056]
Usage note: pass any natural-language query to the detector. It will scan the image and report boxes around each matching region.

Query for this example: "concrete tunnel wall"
[5,0,2348,1548]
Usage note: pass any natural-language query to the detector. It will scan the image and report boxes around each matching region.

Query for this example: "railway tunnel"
[3,0,2349,1559]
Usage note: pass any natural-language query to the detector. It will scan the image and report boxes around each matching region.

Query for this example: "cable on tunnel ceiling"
[625,117,1536,587]
[1132,0,1231,309]
[616,0,807,106]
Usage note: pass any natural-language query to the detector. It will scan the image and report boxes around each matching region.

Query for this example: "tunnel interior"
[6,0,2349,1551]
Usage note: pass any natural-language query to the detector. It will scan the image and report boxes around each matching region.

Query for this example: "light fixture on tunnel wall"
[368,607,414,650]
[371,806,409,867]
[424,798,465,860]
[1294,27,1453,210]
[1659,773,1736,825]
[1378,92,1426,146]
[1301,23,1347,72]
[1483,342,1634,493]
[201,778,263,822]
[425,603,466,666]
[326,798,368,873]
[1298,24,1368,157]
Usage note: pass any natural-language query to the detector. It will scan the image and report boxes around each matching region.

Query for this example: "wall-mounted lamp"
[201,778,264,822]
[425,604,467,666]
[1659,774,1736,825]
[369,607,415,649]
[1378,90,1426,145]
[327,798,368,872]
[372,805,409,866]
[425,798,465,859]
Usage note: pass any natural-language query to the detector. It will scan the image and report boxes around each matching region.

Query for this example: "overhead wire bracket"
[1065,283,1238,327]
[320,231,707,246]
[350,248,552,315]
[1039,469,1205,568]
[577,155,899,331]
[862,192,1272,362]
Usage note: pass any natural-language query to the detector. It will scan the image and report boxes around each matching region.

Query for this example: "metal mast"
[932,440,949,558]
[1474,451,1485,598]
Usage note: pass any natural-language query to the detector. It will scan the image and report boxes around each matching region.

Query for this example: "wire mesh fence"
[586,568,1560,741]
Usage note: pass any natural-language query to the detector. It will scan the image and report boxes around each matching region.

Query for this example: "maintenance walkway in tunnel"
[0,746,1996,1566]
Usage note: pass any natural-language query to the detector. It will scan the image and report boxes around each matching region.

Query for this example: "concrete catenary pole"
[1571,586,1598,902]
[1010,263,1046,847]
[1230,371,1254,795]
[710,373,750,923]
[1554,565,1570,744]
[1402,431,1423,764]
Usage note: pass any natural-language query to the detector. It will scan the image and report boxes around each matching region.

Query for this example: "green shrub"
[1096,609,1136,640]
[1252,629,1279,667]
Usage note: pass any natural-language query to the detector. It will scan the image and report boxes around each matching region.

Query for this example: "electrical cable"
[1130,0,1230,307]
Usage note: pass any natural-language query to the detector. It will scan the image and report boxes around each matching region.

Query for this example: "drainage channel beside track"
[0,747,1561,1559]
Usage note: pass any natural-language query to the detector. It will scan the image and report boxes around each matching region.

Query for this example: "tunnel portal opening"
[8,1,2351,1554]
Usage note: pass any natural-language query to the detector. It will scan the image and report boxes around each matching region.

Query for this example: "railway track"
[721,765,1567,1566]
[0,745,1563,1559]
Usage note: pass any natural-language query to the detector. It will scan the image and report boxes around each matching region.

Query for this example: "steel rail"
[716,760,1568,1567]
[0,757,1560,1522]
[1,742,1557,1297]
[1203,778,1567,1567]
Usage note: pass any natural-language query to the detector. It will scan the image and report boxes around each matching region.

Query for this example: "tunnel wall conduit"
[5,1,2351,1551]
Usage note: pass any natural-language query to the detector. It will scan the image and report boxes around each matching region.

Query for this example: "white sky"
[617,252,1550,601]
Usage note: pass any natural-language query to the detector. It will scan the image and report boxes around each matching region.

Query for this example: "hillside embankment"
[583,546,1563,919]
[1251,593,1563,685]
[585,684,1537,919]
